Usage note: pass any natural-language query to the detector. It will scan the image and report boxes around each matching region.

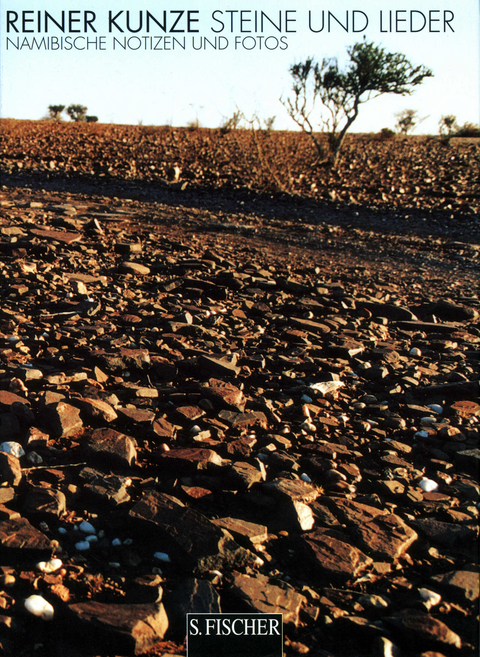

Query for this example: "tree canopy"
[284,39,433,167]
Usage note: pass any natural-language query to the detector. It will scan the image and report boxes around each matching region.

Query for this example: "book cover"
[0,2,478,657]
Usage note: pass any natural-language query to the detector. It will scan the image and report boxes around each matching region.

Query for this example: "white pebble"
[300,473,312,483]
[79,521,96,535]
[108,562,121,568]
[24,595,54,620]
[36,558,63,574]
[301,394,313,403]
[111,538,122,547]
[58,527,68,535]
[75,541,90,551]
[427,404,443,414]
[123,538,133,546]
[86,535,98,544]
[154,551,171,563]
[190,425,202,435]
[410,347,422,357]
[421,416,436,424]
[419,478,438,493]
[0,442,25,458]
[419,588,441,608]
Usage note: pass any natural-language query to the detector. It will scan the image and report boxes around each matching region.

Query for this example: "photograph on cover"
[0,1,479,656]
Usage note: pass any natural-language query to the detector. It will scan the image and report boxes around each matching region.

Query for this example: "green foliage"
[86,115,98,123]
[47,105,65,121]
[284,39,433,167]
[66,104,88,122]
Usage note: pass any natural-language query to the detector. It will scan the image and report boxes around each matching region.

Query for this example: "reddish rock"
[88,428,137,467]
[67,601,168,655]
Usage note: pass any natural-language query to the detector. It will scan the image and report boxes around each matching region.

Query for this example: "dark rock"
[431,569,479,602]
[0,453,22,487]
[299,528,373,582]
[354,514,418,560]
[229,572,306,627]
[79,467,131,506]
[129,491,257,573]
[411,518,477,547]
[67,601,168,655]
[87,428,137,467]
[384,610,462,650]
[0,518,54,561]
[163,578,221,637]
[22,487,66,517]
[42,402,83,438]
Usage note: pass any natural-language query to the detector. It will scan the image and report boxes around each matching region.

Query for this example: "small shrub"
[220,110,243,134]
[186,118,201,131]
[66,104,88,122]
[86,115,98,123]
[455,122,480,138]
[47,104,65,121]
[377,127,396,141]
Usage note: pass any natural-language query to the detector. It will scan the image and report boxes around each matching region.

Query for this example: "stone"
[129,491,256,574]
[299,528,373,582]
[211,518,268,546]
[22,488,66,517]
[431,570,479,602]
[119,261,151,276]
[385,610,462,650]
[200,379,245,411]
[42,402,83,438]
[324,499,387,525]
[411,518,477,547]
[0,518,54,560]
[229,572,306,627]
[74,397,118,423]
[197,354,240,377]
[354,514,418,560]
[0,453,22,487]
[79,467,131,506]
[87,428,137,467]
[157,448,225,474]
[163,578,221,637]
[227,461,264,489]
[67,601,168,655]
[263,478,320,504]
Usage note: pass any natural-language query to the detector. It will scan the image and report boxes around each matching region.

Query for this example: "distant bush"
[47,104,65,121]
[66,104,88,122]
[455,122,480,138]
[220,110,243,134]
[86,115,98,123]
[377,127,396,141]
[186,118,202,131]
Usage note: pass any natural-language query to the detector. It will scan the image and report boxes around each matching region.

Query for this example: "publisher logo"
[187,613,283,657]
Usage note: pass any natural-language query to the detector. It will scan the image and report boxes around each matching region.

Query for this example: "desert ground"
[0,119,478,656]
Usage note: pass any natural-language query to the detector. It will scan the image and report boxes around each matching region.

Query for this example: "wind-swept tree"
[284,39,433,167]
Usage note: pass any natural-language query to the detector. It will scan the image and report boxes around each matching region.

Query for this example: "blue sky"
[1,0,478,134]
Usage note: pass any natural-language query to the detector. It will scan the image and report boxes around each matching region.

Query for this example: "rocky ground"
[0,120,478,657]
